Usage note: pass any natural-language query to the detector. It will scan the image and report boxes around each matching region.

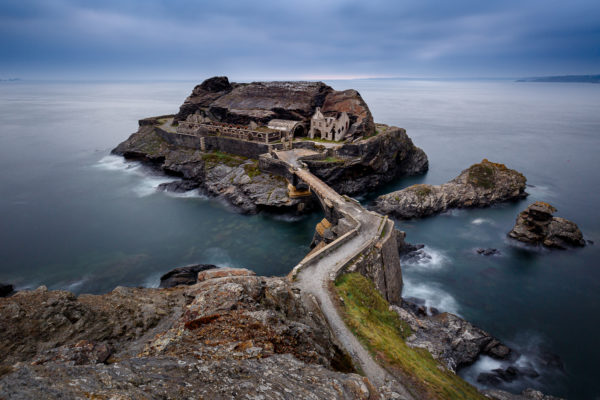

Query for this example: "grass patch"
[410,184,433,198]
[300,137,339,144]
[201,151,246,168]
[243,161,262,178]
[334,273,486,400]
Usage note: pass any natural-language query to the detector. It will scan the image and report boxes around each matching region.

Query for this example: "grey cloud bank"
[1,0,599,79]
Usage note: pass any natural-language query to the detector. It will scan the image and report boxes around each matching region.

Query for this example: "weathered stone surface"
[196,267,255,281]
[0,355,373,400]
[0,285,188,365]
[174,77,375,138]
[508,201,585,249]
[305,126,428,195]
[374,159,527,219]
[0,275,372,399]
[483,388,564,400]
[476,248,501,256]
[392,303,513,372]
[159,264,217,288]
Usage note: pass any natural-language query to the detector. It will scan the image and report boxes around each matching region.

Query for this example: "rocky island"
[112,76,428,214]
[373,159,528,219]
[508,202,586,249]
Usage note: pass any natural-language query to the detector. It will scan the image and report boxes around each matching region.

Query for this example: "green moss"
[467,163,496,189]
[201,151,246,168]
[410,184,433,198]
[243,161,262,178]
[334,273,486,400]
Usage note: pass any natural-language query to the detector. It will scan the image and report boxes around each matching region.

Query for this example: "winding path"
[274,150,414,399]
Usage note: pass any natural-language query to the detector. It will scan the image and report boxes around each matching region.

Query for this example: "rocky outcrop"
[112,124,314,214]
[0,270,377,399]
[374,159,527,219]
[304,126,428,195]
[159,264,217,288]
[174,76,375,137]
[508,201,585,248]
[392,303,513,372]
[0,283,13,297]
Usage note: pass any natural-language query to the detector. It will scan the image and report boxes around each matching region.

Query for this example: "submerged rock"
[508,201,585,249]
[159,264,217,288]
[476,248,501,256]
[373,159,527,219]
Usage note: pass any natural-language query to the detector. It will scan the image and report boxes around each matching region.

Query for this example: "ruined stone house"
[308,107,350,141]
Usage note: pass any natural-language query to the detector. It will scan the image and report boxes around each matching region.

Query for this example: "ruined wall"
[155,128,283,159]
[342,219,403,305]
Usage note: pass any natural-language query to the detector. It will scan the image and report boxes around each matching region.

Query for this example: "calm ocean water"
[1,79,598,399]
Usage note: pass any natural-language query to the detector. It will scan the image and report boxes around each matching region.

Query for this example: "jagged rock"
[477,248,501,256]
[196,266,255,281]
[174,77,374,138]
[112,125,313,214]
[0,283,13,297]
[483,388,564,400]
[159,264,217,288]
[157,179,200,193]
[374,159,527,219]
[0,275,372,399]
[0,355,374,400]
[31,340,112,366]
[508,201,585,249]
[392,304,513,372]
[305,126,428,195]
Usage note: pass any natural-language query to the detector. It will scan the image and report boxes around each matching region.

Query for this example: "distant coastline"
[517,74,600,83]
[0,78,21,82]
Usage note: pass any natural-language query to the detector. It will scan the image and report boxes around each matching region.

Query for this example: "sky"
[0,0,599,80]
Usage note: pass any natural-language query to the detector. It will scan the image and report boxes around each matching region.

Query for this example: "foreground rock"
[0,270,379,399]
[159,264,217,288]
[483,388,564,400]
[392,301,513,372]
[508,201,585,249]
[374,159,527,219]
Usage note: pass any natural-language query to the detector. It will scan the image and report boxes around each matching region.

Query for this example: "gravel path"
[276,150,414,399]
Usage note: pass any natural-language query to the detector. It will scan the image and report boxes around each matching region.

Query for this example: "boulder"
[374,159,527,219]
[159,264,217,288]
[0,283,14,297]
[508,202,585,249]
[476,248,501,256]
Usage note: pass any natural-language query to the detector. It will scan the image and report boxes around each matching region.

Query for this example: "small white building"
[308,107,350,141]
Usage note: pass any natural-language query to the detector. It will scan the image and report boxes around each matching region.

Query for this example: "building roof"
[267,119,302,132]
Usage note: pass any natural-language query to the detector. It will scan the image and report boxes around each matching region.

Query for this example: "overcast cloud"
[1,0,599,79]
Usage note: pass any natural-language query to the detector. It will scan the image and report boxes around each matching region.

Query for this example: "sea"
[0,79,598,399]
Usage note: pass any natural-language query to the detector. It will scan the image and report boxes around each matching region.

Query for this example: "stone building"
[308,107,350,141]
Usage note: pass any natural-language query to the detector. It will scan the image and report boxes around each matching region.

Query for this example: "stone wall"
[342,219,403,305]
[155,127,283,159]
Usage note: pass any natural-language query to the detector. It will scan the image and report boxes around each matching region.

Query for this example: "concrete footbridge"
[262,149,413,399]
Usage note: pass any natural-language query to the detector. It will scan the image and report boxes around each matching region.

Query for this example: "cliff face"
[374,159,527,219]
[175,76,375,138]
[0,270,375,399]
[304,126,428,195]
